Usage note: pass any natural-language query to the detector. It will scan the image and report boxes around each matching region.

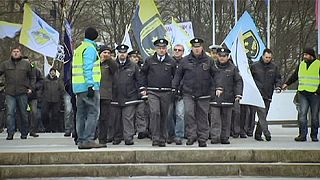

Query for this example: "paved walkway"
[0,125,319,152]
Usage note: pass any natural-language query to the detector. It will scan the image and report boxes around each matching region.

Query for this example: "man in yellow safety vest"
[282,48,320,142]
[72,27,106,149]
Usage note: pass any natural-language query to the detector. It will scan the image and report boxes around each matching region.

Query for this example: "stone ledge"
[1,150,320,165]
[0,163,320,178]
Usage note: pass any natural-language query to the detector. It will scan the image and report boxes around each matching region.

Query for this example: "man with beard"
[282,48,320,142]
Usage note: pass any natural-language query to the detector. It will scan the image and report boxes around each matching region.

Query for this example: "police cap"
[217,47,231,56]
[116,44,129,53]
[153,38,168,47]
[190,38,204,47]
[209,45,222,52]
[128,50,140,56]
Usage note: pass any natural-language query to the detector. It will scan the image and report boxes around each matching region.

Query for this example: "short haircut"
[11,47,21,52]
[263,48,273,55]
[174,44,185,51]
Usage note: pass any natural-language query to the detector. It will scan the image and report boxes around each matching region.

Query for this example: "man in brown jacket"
[0,47,35,140]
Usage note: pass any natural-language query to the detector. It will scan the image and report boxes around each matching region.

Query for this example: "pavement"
[0,125,319,152]
[1,125,320,179]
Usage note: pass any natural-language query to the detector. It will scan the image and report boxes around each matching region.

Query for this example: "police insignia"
[243,30,259,59]
[202,63,209,70]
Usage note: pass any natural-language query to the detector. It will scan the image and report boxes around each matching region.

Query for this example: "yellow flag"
[19,3,60,58]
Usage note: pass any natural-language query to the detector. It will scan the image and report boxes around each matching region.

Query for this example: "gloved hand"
[275,87,282,93]
[87,87,94,98]
[216,89,223,97]
[235,95,242,102]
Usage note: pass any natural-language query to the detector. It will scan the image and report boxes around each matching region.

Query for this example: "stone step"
[1,163,320,178]
[1,149,320,165]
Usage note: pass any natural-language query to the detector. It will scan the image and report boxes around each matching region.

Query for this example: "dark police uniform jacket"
[112,59,142,106]
[210,61,243,106]
[172,51,216,98]
[140,53,176,91]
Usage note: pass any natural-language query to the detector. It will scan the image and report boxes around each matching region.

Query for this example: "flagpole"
[212,0,215,45]
[234,0,237,24]
[267,0,270,48]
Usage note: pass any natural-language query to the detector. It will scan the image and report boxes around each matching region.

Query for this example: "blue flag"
[63,20,73,95]
[131,0,168,59]
[224,11,266,61]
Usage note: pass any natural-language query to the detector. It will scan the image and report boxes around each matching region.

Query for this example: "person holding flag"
[251,49,282,142]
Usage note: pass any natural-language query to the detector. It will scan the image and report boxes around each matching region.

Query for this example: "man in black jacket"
[210,48,243,144]
[0,47,35,140]
[41,68,64,133]
[111,45,142,145]
[25,57,43,137]
[140,38,176,147]
[251,49,282,141]
[129,50,150,139]
[172,38,217,147]
[98,45,117,145]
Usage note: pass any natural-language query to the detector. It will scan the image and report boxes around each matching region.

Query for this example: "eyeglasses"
[174,48,183,52]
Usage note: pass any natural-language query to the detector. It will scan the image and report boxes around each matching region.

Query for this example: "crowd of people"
[1,27,319,150]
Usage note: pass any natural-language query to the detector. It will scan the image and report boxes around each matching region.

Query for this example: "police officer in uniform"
[111,45,142,145]
[140,38,176,147]
[209,45,222,61]
[172,38,217,147]
[210,48,243,144]
[129,50,150,139]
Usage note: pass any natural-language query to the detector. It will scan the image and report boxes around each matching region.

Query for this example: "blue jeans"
[76,91,100,144]
[6,94,29,136]
[64,92,73,134]
[175,99,185,138]
[167,99,185,139]
[298,92,320,138]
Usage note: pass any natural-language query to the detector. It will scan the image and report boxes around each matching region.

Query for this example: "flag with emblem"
[223,11,266,62]
[19,3,60,58]
[131,0,168,59]
[231,30,265,108]
[0,21,22,39]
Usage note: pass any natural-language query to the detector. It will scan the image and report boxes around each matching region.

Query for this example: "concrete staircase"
[1,149,320,178]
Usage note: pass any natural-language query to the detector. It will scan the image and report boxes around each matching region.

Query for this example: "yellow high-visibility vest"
[72,41,101,93]
[298,59,320,92]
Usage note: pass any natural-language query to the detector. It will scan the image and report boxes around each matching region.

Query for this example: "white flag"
[121,24,133,52]
[0,21,21,39]
[43,56,51,77]
[231,31,265,108]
